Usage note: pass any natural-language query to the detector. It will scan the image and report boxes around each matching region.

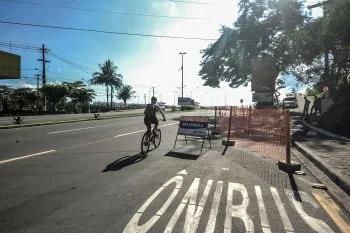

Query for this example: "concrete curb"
[0,113,145,130]
[292,140,350,196]
[302,118,350,142]
[291,147,350,214]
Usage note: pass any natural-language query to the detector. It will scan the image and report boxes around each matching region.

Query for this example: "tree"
[107,75,123,110]
[63,81,96,112]
[199,0,308,89]
[117,85,135,109]
[91,59,123,110]
[41,84,68,111]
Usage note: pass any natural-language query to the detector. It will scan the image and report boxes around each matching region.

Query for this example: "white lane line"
[0,150,56,165]
[48,121,141,134]
[113,122,178,138]
[271,187,294,233]
[255,186,272,233]
[1,122,179,165]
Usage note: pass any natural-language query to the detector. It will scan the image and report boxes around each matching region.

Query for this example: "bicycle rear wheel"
[141,132,150,154]
[153,129,161,148]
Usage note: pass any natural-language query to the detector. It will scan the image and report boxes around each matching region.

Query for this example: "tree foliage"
[117,85,135,108]
[199,0,350,100]
[91,59,123,109]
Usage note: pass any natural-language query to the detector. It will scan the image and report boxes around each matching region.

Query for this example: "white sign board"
[177,116,209,137]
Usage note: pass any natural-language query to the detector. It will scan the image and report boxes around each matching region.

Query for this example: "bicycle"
[141,120,164,154]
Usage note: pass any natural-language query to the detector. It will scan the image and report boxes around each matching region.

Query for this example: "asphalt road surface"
[0,109,349,233]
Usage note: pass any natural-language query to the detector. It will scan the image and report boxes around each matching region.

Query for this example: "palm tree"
[107,75,123,110]
[90,59,123,110]
[117,85,135,109]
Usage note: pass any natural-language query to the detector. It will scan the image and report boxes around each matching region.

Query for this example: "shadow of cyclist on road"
[102,153,149,172]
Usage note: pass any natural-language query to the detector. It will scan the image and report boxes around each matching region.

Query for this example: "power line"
[0,0,209,20]
[48,52,93,75]
[49,51,94,72]
[0,20,217,41]
[0,41,40,50]
[0,40,42,48]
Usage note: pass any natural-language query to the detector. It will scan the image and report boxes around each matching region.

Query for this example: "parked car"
[159,104,166,111]
[283,96,298,109]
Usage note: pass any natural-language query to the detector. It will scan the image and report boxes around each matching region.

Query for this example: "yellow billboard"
[0,50,21,79]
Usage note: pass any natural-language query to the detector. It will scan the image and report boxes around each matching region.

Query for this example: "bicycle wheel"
[153,129,161,148]
[141,132,150,154]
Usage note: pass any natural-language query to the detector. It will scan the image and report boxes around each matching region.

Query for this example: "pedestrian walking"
[303,96,310,117]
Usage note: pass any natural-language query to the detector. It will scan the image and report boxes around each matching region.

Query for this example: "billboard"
[178,97,194,106]
[252,92,273,103]
[0,51,21,79]
[251,56,278,92]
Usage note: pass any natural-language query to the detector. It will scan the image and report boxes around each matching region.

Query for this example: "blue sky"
[0,0,322,106]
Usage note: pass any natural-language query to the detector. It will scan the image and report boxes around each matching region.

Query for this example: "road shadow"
[288,173,301,202]
[102,153,148,172]
[164,151,200,160]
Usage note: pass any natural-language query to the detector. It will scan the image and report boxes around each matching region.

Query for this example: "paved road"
[0,110,348,233]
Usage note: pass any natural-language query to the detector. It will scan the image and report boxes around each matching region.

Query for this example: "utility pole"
[152,87,155,97]
[179,52,186,99]
[144,94,146,106]
[37,44,50,86]
[35,74,41,90]
[37,44,50,111]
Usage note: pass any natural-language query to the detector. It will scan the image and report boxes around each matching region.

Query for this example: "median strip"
[0,150,56,165]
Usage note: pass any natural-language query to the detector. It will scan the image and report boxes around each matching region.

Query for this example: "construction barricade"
[215,106,289,161]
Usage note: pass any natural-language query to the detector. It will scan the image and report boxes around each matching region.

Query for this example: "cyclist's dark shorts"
[144,115,158,125]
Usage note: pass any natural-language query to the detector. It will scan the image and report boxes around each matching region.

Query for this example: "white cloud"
[19,82,36,89]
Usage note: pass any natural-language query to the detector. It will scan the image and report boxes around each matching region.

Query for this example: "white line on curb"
[0,150,56,165]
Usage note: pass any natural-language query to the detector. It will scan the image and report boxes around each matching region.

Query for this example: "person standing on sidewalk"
[303,96,311,117]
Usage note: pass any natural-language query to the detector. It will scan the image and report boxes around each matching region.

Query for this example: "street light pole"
[179,52,186,100]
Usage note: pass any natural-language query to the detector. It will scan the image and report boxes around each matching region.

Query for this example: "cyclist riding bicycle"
[144,96,166,137]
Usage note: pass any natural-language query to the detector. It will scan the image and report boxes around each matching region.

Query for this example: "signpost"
[173,116,211,153]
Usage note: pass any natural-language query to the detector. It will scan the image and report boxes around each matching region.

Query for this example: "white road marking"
[165,178,213,233]
[222,168,229,171]
[177,169,187,175]
[123,176,183,233]
[285,189,335,233]
[113,130,145,138]
[48,121,141,134]
[205,181,223,233]
[113,123,178,138]
[255,186,271,233]
[224,182,254,233]
[2,122,179,165]
[0,150,56,164]
[271,187,294,233]
[123,177,339,233]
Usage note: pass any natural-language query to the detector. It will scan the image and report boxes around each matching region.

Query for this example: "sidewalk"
[291,113,350,212]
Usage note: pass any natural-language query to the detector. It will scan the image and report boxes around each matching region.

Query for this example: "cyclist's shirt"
[144,103,158,116]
